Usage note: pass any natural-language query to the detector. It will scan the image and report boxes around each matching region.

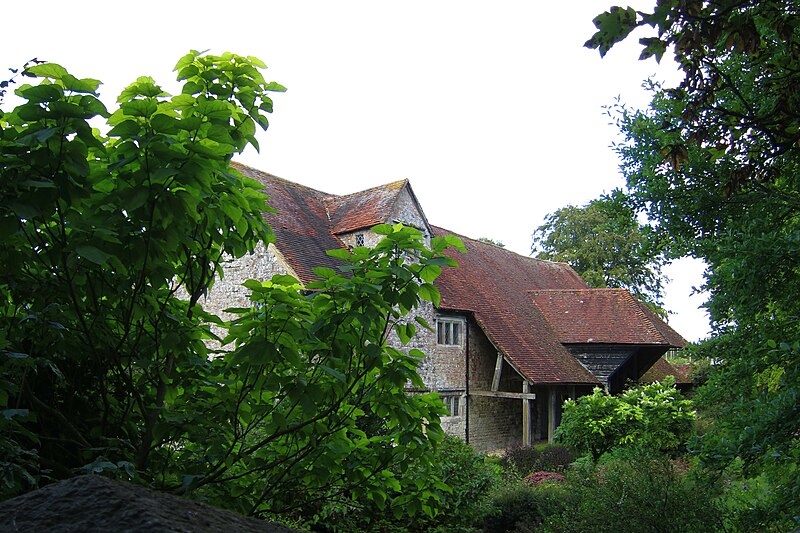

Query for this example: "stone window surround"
[436,315,466,347]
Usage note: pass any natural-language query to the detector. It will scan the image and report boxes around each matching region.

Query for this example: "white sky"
[2,1,709,341]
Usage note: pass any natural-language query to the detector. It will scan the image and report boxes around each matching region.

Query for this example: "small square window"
[437,319,461,346]
[355,233,365,247]
[441,394,461,416]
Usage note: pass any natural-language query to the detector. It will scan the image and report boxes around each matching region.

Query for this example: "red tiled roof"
[529,288,686,347]
[326,180,408,234]
[636,302,688,348]
[232,162,345,285]
[640,358,692,385]
[433,228,599,385]
[231,162,683,386]
[232,163,415,285]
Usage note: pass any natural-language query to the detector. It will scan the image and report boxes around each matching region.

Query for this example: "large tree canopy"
[0,53,462,522]
[531,189,667,312]
[588,1,800,529]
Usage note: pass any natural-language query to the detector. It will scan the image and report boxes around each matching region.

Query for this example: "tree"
[0,54,463,522]
[588,2,800,528]
[532,189,667,311]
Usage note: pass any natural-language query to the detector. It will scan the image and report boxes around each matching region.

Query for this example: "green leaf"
[584,6,639,57]
[639,37,667,62]
[326,248,352,260]
[61,73,101,94]
[25,63,69,80]
[264,81,287,92]
[418,283,440,306]
[319,364,345,382]
[76,245,112,266]
[18,84,63,103]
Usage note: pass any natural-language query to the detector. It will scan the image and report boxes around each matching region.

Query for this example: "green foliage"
[310,434,500,532]
[531,189,667,313]
[482,482,554,533]
[0,51,282,496]
[542,453,723,533]
[500,444,575,478]
[477,237,505,248]
[190,224,462,518]
[591,0,800,527]
[0,54,466,524]
[556,377,695,461]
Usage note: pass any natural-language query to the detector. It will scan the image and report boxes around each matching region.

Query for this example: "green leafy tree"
[556,377,695,462]
[1,51,282,494]
[588,1,800,528]
[0,54,464,523]
[532,189,667,311]
[184,224,464,518]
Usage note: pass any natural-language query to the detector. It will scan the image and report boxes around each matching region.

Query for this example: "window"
[437,319,462,346]
[355,233,365,247]
[441,394,461,416]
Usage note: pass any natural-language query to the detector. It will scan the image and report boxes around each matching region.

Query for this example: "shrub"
[482,484,545,533]
[543,452,723,533]
[524,471,566,487]
[500,444,575,477]
[535,445,576,473]
[556,377,695,461]
[311,434,500,532]
[500,446,542,477]
[481,479,572,533]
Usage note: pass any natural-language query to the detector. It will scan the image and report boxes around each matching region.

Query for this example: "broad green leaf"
[25,63,69,80]
[76,245,112,266]
[418,283,440,306]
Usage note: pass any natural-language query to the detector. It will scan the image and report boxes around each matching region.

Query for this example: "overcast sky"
[3,1,710,341]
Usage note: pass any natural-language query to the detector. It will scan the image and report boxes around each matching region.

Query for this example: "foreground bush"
[310,434,501,532]
[542,452,723,533]
[500,444,575,478]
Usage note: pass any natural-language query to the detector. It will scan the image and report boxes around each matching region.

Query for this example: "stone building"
[203,162,687,452]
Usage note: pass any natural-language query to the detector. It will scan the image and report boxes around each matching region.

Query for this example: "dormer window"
[355,233,365,247]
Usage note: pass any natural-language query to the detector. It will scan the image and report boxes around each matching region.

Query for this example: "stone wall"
[201,242,290,342]
[390,188,431,246]
[467,396,523,452]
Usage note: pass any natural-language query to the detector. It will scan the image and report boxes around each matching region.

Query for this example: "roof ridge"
[231,161,336,199]
[326,179,409,202]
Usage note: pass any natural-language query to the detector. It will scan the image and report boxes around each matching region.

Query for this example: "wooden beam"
[470,390,537,400]
[522,381,531,446]
[491,352,503,391]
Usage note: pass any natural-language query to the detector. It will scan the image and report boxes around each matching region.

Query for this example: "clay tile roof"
[433,227,599,385]
[326,180,408,234]
[529,288,686,347]
[640,357,693,385]
[232,162,345,285]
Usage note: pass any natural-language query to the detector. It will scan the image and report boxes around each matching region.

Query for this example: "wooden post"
[522,381,531,446]
[547,387,558,443]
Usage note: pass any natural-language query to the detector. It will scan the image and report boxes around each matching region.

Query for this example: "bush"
[311,434,500,532]
[500,444,575,477]
[524,471,565,487]
[542,452,723,533]
[556,377,695,461]
[535,445,576,473]
[481,479,571,533]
